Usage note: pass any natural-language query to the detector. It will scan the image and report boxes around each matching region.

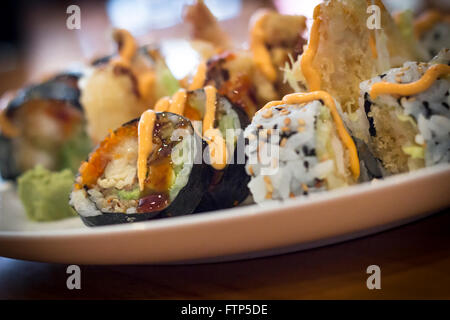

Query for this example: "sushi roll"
[70,111,211,226]
[0,72,91,180]
[153,86,250,211]
[359,49,450,174]
[414,10,450,59]
[244,91,360,203]
[201,51,260,118]
[184,3,307,118]
[285,0,417,123]
[248,9,307,100]
[79,29,180,143]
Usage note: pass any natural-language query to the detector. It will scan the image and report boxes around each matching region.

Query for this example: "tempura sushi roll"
[284,0,418,140]
[244,91,360,203]
[359,49,450,174]
[153,86,250,211]
[70,112,211,226]
[80,29,180,142]
[0,72,91,180]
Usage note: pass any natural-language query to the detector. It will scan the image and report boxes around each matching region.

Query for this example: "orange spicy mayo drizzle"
[112,29,138,65]
[137,109,156,191]
[250,10,277,82]
[414,10,450,38]
[154,96,171,112]
[139,86,228,173]
[261,100,284,110]
[189,61,207,90]
[300,4,322,91]
[168,89,188,115]
[153,89,188,114]
[203,85,227,170]
[262,91,360,179]
[370,64,450,99]
[110,29,155,99]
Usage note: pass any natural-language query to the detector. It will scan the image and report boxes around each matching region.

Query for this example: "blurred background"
[0,0,447,95]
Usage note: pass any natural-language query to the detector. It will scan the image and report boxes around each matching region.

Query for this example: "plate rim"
[1,163,449,238]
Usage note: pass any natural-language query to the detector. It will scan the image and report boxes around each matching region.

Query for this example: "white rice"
[244,101,328,203]
[359,48,450,168]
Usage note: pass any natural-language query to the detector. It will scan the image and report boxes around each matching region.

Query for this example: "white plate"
[0,164,449,265]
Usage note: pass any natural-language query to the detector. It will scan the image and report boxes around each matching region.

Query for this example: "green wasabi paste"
[17,166,77,222]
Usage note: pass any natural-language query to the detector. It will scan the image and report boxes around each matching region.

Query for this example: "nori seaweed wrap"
[182,89,250,212]
[70,112,211,226]
[0,72,91,180]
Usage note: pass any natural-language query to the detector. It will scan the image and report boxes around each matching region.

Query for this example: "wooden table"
[1,209,449,299]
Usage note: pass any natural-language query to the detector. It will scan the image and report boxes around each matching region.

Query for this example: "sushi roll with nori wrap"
[153,86,250,211]
[358,49,450,174]
[187,88,250,211]
[0,72,91,180]
[244,91,360,203]
[70,112,211,226]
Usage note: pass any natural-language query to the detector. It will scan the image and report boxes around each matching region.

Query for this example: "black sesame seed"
[273,124,278,130]
[380,73,387,79]
[302,146,316,157]
[304,161,309,169]
[318,99,324,105]
[303,191,308,196]
[442,102,449,109]
[423,101,432,119]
